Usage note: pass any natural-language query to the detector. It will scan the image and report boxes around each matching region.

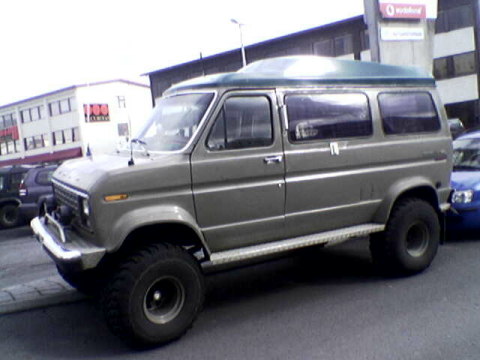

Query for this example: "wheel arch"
[0,198,21,207]
[374,178,440,225]
[107,206,210,263]
[119,222,209,258]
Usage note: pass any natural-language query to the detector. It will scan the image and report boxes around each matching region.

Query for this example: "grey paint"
[33,66,452,271]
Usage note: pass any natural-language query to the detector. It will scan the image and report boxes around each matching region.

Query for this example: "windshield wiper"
[131,138,147,145]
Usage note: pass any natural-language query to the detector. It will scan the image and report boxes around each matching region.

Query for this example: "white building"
[0,79,151,167]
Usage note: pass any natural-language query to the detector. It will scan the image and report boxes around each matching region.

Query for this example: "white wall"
[434,27,475,59]
[75,81,151,155]
[437,75,479,105]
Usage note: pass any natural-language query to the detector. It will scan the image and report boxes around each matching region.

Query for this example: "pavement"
[0,274,87,315]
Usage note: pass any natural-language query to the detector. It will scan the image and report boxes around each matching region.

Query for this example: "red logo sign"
[380,3,426,19]
[84,104,110,122]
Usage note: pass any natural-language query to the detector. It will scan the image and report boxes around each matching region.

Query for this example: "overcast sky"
[0,0,364,106]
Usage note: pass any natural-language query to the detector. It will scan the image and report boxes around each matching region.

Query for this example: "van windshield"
[133,93,214,152]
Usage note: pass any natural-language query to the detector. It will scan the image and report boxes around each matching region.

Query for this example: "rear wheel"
[102,243,205,348]
[0,203,21,228]
[370,198,440,275]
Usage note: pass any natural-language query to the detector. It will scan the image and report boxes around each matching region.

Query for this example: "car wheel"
[0,203,21,228]
[102,243,205,348]
[370,198,440,275]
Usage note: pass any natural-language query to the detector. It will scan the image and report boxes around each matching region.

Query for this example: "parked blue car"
[448,131,480,231]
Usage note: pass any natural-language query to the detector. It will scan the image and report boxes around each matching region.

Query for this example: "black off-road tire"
[56,265,105,295]
[0,203,21,228]
[101,243,205,348]
[370,198,440,276]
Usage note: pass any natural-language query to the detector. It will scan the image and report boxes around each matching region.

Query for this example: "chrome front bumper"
[31,217,106,270]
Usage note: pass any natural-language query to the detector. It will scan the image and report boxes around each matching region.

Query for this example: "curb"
[0,275,87,315]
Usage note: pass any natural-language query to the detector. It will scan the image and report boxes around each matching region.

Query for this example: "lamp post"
[231,18,246,67]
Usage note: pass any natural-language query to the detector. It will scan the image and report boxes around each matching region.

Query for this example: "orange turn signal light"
[104,194,128,202]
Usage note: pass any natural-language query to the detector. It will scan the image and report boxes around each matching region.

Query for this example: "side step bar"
[206,223,385,266]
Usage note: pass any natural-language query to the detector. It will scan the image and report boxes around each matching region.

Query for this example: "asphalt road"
[0,225,57,288]
[0,233,480,359]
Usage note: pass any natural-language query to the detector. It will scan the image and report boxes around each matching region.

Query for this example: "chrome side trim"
[31,217,81,261]
[207,223,385,266]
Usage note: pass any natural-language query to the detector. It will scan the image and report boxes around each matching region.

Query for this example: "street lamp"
[231,18,246,67]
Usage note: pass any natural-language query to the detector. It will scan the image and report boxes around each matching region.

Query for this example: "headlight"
[452,190,474,204]
[81,197,90,216]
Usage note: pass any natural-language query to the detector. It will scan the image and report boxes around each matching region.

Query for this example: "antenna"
[200,52,205,76]
[128,139,134,166]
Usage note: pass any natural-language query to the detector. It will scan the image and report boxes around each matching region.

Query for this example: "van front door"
[191,91,285,252]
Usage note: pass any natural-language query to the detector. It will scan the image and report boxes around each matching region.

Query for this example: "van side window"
[285,93,372,142]
[207,96,273,150]
[379,92,440,135]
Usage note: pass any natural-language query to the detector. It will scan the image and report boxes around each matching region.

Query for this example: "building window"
[1,113,16,129]
[334,34,353,56]
[49,97,75,116]
[52,127,80,146]
[73,127,81,141]
[49,101,60,116]
[313,39,334,56]
[436,5,474,33]
[434,52,477,80]
[117,96,126,108]
[454,52,476,77]
[313,34,354,57]
[21,109,31,123]
[23,134,49,150]
[0,135,20,155]
[286,93,372,142]
[118,123,129,136]
[20,105,45,123]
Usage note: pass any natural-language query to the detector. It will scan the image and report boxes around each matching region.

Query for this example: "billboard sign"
[84,104,110,122]
[379,0,437,19]
[380,3,426,19]
[381,27,425,41]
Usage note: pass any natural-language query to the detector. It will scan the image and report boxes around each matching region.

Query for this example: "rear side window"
[378,92,440,135]
[35,170,54,186]
[207,96,273,150]
[285,93,372,142]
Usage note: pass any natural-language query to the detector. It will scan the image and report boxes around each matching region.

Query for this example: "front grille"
[53,182,81,217]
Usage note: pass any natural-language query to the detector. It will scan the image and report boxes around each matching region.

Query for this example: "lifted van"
[32,56,452,347]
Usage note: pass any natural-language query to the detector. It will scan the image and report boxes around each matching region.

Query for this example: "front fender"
[110,205,208,254]
[373,176,439,224]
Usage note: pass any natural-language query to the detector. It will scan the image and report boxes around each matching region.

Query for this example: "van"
[31,56,452,347]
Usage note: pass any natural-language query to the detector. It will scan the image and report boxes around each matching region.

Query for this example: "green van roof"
[165,56,435,94]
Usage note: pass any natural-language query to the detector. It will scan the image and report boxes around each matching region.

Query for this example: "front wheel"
[370,198,440,275]
[102,243,205,348]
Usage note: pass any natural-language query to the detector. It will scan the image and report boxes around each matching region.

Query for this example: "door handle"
[264,155,283,164]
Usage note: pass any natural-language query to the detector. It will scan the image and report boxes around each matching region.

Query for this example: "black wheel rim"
[143,276,185,324]
[406,221,429,257]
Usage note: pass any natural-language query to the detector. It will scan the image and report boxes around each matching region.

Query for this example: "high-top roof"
[165,56,435,94]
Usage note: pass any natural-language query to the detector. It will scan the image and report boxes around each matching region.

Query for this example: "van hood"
[53,153,181,193]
